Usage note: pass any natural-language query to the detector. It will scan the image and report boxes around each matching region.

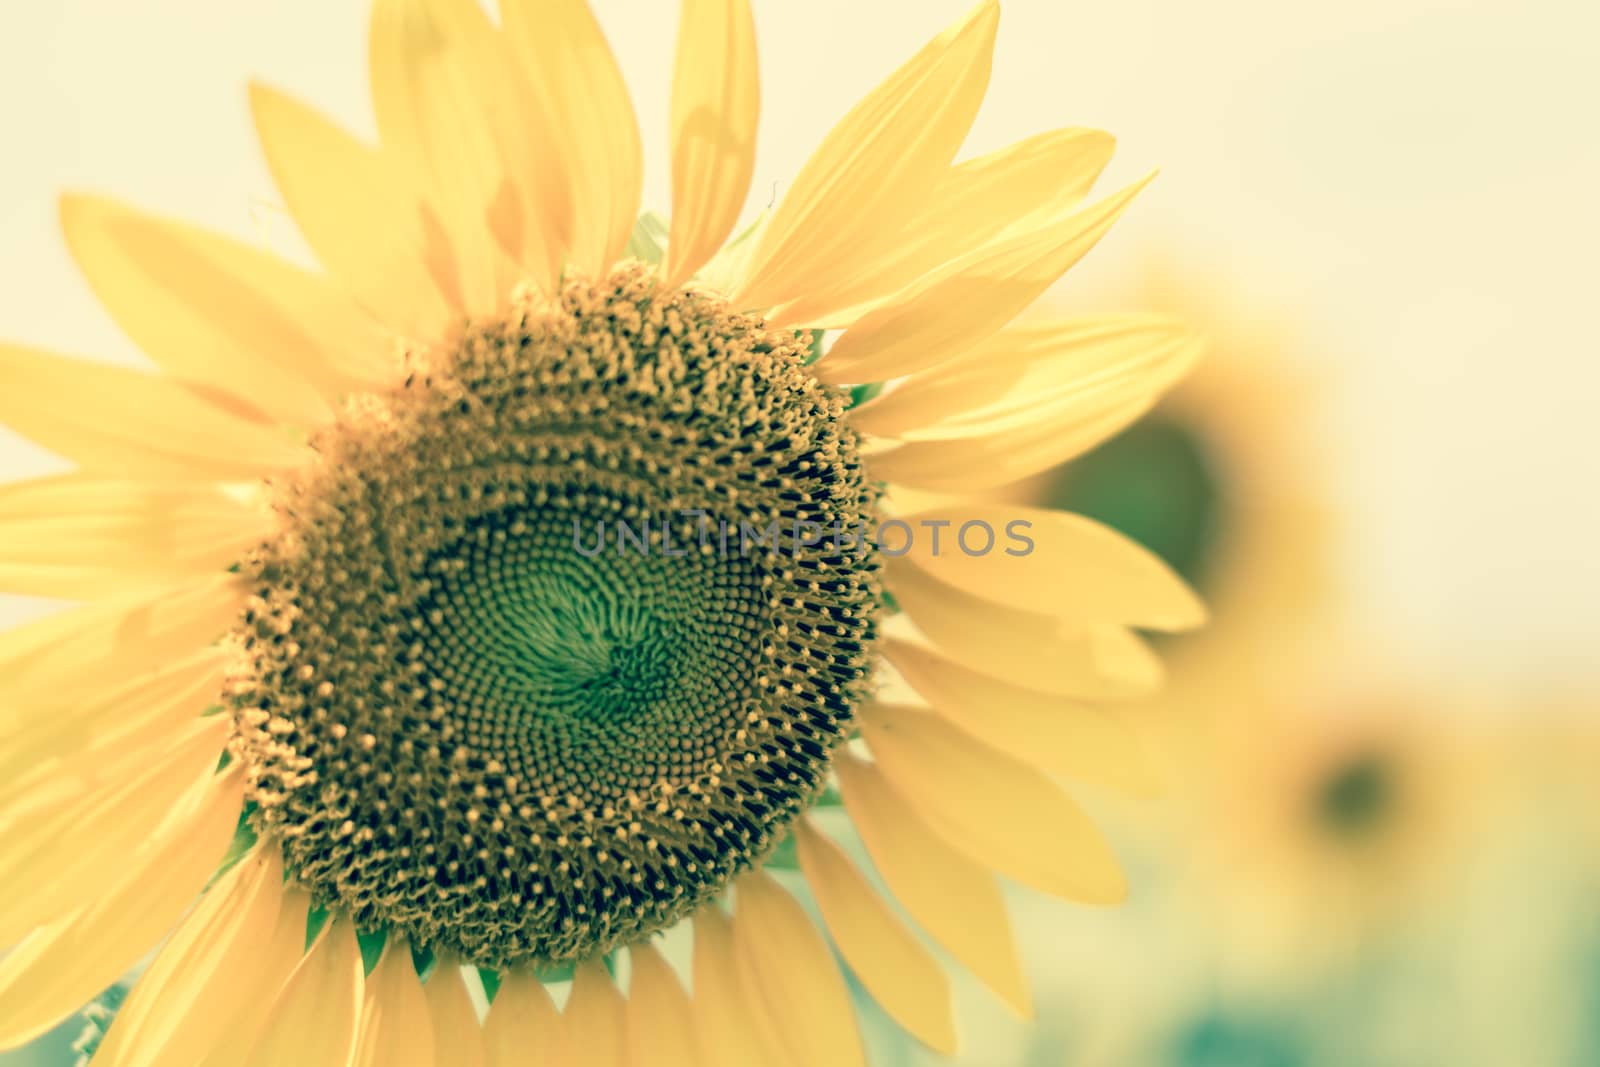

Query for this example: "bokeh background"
[2,1,1597,1064]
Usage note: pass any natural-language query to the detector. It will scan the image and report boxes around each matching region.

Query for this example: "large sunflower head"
[0,1,1205,1062]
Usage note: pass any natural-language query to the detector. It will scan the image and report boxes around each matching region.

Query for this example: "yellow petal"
[423,964,485,1067]
[665,0,759,287]
[0,764,241,1050]
[0,345,309,480]
[817,174,1155,384]
[0,715,228,949]
[868,399,1156,491]
[93,850,289,1067]
[369,0,533,315]
[482,969,561,1067]
[0,648,222,796]
[732,1,997,311]
[239,917,364,1067]
[834,752,1029,1016]
[792,821,957,1055]
[502,0,642,278]
[691,906,783,1067]
[860,702,1127,904]
[357,939,434,1067]
[850,315,1198,439]
[0,574,242,707]
[883,637,1153,794]
[0,474,267,599]
[626,942,699,1067]
[59,194,389,426]
[195,883,315,1067]
[881,554,1161,699]
[775,128,1115,327]
[893,503,1206,629]
[732,870,866,1067]
[249,82,454,340]
[565,960,626,1067]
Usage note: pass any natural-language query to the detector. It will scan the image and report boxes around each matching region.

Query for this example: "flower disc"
[231,265,881,966]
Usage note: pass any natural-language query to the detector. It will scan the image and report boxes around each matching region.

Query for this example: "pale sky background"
[1,0,1597,686]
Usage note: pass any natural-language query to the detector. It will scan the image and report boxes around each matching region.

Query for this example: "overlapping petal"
[861,702,1128,904]
[0,346,310,480]
[834,752,1030,1015]
[666,0,760,286]
[502,0,642,279]
[731,1,998,311]
[817,174,1155,384]
[0,765,242,1049]
[793,820,958,1054]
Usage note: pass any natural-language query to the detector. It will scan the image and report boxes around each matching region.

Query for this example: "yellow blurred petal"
[894,503,1206,629]
[423,965,485,1067]
[357,939,434,1067]
[834,752,1029,1016]
[0,716,228,949]
[0,474,267,598]
[482,969,561,1067]
[665,0,759,287]
[502,0,642,278]
[732,1,996,311]
[0,765,240,1050]
[792,821,957,1055]
[881,554,1161,699]
[732,870,866,1067]
[691,906,784,1067]
[860,702,1127,904]
[0,345,309,480]
[239,917,364,1067]
[0,574,242,707]
[626,942,700,1067]
[883,637,1154,794]
[369,0,533,315]
[93,850,288,1067]
[776,128,1114,327]
[58,195,371,427]
[850,315,1198,439]
[566,960,626,1067]
[193,889,315,1067]
[249,82,454,340]
[0,648,222,802]
[817,174,1155,384]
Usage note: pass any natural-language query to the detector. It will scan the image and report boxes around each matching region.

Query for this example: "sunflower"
[0,1,1205,1063]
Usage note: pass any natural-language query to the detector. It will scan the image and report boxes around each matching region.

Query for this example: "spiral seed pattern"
[230,265,880,966]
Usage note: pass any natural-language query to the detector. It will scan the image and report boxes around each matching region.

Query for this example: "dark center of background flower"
[1315,751,1395,841]
[1043,414,1223,593]
[230,264,881,967]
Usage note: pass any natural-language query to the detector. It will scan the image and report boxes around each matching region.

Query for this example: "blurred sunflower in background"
[928,269,1508,1067]
[0,1,1207,1064]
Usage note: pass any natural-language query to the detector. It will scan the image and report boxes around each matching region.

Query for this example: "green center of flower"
[230,264,880,966]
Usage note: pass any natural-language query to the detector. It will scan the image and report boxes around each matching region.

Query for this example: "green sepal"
[625,211,670,266]
[478,967,502,1004]
[304,905,330,950]
[357,927,389,975]
[533,962,575,983]
[410,943,438,982]
[205,803,258,890]
[848,381,884,408]
[803,329,826,365]
[764,833,800,870]
[813,784,844,808]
